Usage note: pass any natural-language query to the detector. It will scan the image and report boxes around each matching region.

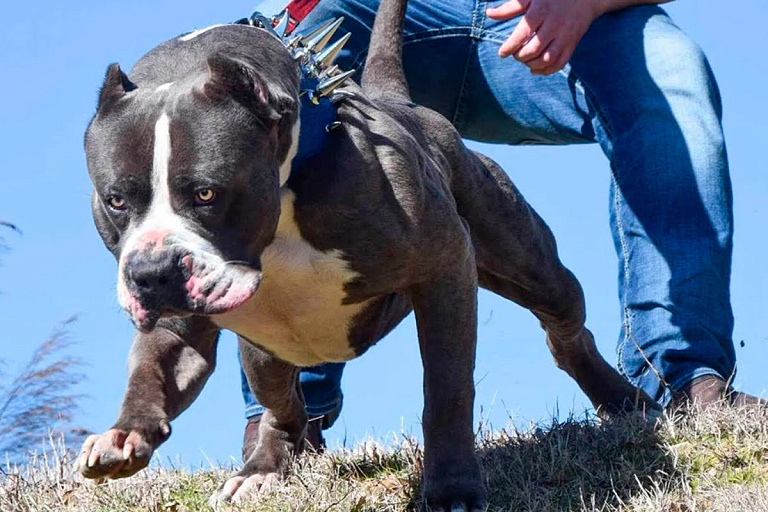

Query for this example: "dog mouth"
[122,254,261,332]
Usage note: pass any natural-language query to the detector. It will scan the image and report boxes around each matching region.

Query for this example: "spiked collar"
[235,11,354,177]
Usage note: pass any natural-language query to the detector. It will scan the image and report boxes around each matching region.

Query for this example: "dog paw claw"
[209,472,280,506]
[75,428,154,479]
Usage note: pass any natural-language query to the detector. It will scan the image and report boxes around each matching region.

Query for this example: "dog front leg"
[76,316,219,479]
[210,336,307,504]
[411,253,487,512]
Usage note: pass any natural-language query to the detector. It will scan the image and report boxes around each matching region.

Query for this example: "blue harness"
[234,11,349,178]
[292,76,339,174]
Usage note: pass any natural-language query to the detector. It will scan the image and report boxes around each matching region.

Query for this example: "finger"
[530,43,573,75]
[499,14,539,58]
[515,26,555,63]
[487,0,530,20]
[526,40,559,71]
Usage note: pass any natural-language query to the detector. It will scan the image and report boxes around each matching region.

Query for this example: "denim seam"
[612,174,634,385]
[351,30,474,71]
[477,31,511,44]
[470,0,486,39]
[564,67,616,141]
[451,40,476,129]
[565,68,630,382]
[245,397,343,420]
[404,28,474,42]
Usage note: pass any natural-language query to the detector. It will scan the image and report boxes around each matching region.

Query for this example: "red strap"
[284,0,322,34]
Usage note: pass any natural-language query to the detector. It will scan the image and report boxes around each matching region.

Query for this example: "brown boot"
[242,416,261,462]
[669,375,765,410]
[304,416,326,453]
[242,415,326,462]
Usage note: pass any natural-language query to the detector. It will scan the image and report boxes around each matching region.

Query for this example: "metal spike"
[286,34,303,49]
[328,89,356,104]
[303,17,345,53]
[249,13,273,31]
[272,10,290,38]
[298,18,336,47]
[292,47,306,61]
[306,90,321,105]
[319,64,340,79]
[315,32,351,70]
[317,69,355,97]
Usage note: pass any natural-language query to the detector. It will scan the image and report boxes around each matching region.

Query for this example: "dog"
[76,0,655,508]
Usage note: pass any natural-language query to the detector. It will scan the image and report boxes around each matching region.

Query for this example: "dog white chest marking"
[279,120,300,187]
[213,190,366,367]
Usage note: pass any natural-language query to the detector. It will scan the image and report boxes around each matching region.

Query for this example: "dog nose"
[124,250,185,300]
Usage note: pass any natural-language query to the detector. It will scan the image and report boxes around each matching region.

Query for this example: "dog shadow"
[398,414,673,511]
[476,414,673,511]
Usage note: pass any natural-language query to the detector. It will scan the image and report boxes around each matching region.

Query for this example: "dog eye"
[194,188,217,205]
[106,195,127,211]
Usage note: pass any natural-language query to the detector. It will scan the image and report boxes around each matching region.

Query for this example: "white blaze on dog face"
[150,113,172,216]
[116,112,186,310]
[116,112,260,324]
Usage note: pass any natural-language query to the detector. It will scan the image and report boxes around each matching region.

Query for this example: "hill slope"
[2,404,767,511]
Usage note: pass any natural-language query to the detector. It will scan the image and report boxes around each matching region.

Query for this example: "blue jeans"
[240,0,735,413]
[240,347,345,419]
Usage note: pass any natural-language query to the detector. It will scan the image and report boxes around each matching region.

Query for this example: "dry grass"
[0,317,86,463]
[2,404,767,512]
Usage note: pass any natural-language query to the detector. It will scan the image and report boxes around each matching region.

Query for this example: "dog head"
[85,26,300,331]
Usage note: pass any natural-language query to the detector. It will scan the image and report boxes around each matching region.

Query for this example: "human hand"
[487,0,605,75]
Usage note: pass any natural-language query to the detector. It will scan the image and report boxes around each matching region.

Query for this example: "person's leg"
[462,5,738,405]
[294,2,742,406]
[239,348,344,459]
[568,7,735,406]
[240,356,345,422]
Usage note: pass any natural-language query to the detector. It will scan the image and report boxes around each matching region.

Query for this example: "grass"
[2,404,767,511]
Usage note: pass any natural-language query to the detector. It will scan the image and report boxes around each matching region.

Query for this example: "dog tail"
[361,0,410,100]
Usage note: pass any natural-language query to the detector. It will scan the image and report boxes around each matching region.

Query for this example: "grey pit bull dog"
[77,0,656,509]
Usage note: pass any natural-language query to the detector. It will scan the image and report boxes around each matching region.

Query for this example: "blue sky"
[1,0,766,468]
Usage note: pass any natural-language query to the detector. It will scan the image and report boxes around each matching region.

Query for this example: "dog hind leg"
[455,150,657,416]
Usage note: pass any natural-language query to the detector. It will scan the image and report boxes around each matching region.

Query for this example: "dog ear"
[204,53,281,123]
[97,63,136,111]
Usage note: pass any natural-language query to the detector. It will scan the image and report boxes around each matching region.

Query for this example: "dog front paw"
[75,418,170,479]
[210,428,295,506]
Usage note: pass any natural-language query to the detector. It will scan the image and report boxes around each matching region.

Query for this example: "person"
[240,0,762,460]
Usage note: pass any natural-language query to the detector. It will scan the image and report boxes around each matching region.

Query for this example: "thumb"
[487,0,530,20]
